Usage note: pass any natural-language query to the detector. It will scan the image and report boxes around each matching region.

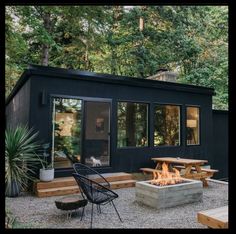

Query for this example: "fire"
[150,162,183,186]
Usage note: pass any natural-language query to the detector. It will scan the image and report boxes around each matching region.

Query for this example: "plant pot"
[40,168,54,182]
[5,180,21,197]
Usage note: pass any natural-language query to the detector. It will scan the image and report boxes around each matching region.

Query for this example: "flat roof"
[6,64,215,105]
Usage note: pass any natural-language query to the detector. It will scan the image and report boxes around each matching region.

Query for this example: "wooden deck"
[197,206,228,228]
[34,172,136,197]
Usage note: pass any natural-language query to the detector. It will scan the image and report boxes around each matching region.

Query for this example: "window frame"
[185,105,201,146]
[50,94,112,168]
[153,102,182,148]
[116,99,150,149]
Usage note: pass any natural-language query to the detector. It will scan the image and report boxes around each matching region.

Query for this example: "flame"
[150,162,183,186]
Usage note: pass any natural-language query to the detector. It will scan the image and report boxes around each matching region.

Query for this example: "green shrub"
[5,125,42,197]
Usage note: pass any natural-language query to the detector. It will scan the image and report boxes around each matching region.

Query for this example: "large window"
[117,102,148,147]
[52,97,82,168]
[186,106,200,145]
[154,104,180,146]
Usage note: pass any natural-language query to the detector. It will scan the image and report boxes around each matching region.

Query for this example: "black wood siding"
[212,110,228,179]
[28,75,213,177]
[6,79,31,128]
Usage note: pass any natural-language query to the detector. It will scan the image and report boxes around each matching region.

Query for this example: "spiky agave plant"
[5,125,42,197]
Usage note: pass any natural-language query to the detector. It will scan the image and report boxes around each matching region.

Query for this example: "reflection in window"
[84,101,110,167]
[52,98,82,168]
[117,102,148,147]
[186,107,199,145]
[154,105,180,146]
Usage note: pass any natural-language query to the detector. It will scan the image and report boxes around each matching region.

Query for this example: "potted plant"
[5,125,42,197]
[39,143,54,182]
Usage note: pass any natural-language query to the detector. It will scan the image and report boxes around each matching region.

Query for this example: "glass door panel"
[83,101,110,167]
[52,97,82,168]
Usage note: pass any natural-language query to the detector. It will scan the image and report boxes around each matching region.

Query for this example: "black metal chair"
[73,162,110,188]
[72,173,122,228]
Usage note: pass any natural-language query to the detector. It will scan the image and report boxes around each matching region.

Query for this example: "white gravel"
[5,180,228,229]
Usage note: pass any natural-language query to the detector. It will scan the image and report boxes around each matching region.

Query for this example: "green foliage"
[5,207,40,229]
[5,125,42,196]
[5,6,228,109]
[5,207,15,229]
[37,143,53,169]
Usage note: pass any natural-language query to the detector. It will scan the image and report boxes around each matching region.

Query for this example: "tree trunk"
[110,6,122,75]
[84,44,89,70]
[41,12,51,66]
[126,103,136,146]
[137,6,147,78]
[139,17,144,31]
[41,44,49,66]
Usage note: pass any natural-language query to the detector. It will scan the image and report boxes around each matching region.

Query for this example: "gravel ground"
[5,180,228,229]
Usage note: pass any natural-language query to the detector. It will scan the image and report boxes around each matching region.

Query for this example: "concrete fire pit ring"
[135,178,203,209]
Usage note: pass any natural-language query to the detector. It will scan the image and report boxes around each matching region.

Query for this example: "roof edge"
[6,64,215,105]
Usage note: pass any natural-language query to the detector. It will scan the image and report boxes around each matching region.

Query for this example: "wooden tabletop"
[151,157,208,165]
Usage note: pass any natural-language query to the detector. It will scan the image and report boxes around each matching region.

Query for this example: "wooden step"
[90,172,133,183]
[37,185,80,198]
[36,172,133,190]
[109,179,136,190]
[37,179,136,198]
[36,177,76,190]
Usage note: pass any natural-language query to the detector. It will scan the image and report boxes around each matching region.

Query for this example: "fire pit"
[136,163,203,209]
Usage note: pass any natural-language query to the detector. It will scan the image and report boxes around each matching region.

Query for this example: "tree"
[5,6,228,109]
[5,7,28,97]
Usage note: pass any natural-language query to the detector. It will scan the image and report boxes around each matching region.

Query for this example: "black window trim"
[185,105,201,146]
[116,99,150,149]
[153,102,182,148]
[50,94,113,168]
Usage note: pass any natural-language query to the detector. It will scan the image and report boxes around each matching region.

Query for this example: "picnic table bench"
[197,206,228,228]
[173,165,218,178]
[140,167,176,175]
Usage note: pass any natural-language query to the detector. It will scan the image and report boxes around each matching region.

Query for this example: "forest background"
[5,5,228,110]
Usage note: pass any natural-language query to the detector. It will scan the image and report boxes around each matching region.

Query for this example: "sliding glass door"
[52,97,110,169]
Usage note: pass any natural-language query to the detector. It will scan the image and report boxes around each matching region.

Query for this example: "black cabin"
[6,64,218,178]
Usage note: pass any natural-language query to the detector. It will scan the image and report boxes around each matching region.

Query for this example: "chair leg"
[67,211,71,220]
[90,203,93,229]
[111,201,123,222]
[96,204,101,214]
[81,206,85,221]
[98,205,101,214]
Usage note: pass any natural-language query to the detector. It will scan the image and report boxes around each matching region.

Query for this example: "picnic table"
[140,157,218,187]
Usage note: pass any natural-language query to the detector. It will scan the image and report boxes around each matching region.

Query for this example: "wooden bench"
[140,168,176,175]
[140,168,159,173]
[173,165,218,177]
[197,206,228,228]
[173,165,218,187]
